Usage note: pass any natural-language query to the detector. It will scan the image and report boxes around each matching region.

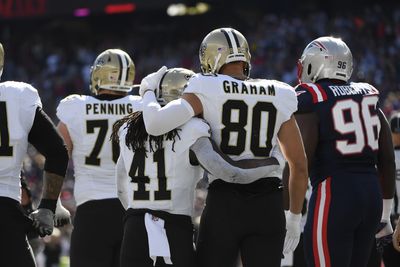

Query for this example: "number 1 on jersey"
[0,102,13,156]
[129,148,171,201]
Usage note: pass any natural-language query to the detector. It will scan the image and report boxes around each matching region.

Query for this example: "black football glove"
[30,208,54,237]
[375,221,393,253]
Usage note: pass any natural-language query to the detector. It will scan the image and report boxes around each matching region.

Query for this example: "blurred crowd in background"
[1,3,400,266]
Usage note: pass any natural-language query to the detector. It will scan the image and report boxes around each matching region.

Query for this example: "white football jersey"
[395,149,400,214]
[118,118,209,216]
[0,81,42,202]
[57,94,141,206]
[184,73,297,182]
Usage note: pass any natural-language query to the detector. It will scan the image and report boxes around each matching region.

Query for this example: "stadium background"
[1,0,399,266]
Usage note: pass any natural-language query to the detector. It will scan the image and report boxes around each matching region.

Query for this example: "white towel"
[144,213,173,266]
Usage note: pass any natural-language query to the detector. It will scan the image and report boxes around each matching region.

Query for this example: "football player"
[138,28,308,267]
[387,114,400,258]
[0,42,69,267]
[291,36,396,267]
[56,49,141,267]
[114,67,283,267]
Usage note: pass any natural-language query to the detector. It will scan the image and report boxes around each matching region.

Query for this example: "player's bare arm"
[279,115,308,215]
[28,108,69,236]
[41,171,65,200]
[57,121,73,157]
[181,92,203,115]
[377,109,396,200]
[394,220,400,251]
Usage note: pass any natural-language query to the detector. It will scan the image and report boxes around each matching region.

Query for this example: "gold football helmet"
[199,28,251,77]
[90,49,135,94]
[157,68,195,105]
[0,43,4,79]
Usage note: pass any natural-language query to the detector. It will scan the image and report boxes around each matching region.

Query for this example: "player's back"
[184,73,297,182]
[119,117,209,216]
[56,94,141,205]
[0,81,42,201]
[295,80,380,186]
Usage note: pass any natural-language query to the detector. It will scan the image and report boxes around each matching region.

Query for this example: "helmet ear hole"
[307,64,312,75]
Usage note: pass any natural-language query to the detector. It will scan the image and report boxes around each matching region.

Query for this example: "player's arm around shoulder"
[141,73,208,136]
[188,118,280,184]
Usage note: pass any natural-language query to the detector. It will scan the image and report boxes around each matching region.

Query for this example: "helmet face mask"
[157,68,195,105]
[199,28,251,78]
[90,49,135,95]
[297,36,353,83]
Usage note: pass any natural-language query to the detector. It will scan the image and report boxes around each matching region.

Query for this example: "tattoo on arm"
[41,171,64,200]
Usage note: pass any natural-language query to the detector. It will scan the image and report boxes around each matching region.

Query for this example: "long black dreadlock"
[111,111,181,153]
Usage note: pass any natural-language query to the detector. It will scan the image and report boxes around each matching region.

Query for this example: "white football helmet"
[90,49,135,94]
[297,36,353,83]
[199,27,251,77]
[0,43,4,79]
[156,68,195,105]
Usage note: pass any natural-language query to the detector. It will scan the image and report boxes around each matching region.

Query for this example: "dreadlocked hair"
[111,111,181,153]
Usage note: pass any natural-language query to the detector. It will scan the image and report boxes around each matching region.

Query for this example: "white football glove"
[283,210,302,254]
[30,208,54,237]
[54,199,71,227]
[139,66,168,96]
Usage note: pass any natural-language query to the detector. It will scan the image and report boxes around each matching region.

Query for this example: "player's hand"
[375,220,393,253]
[54,200,71,227]
[139,66,168,96]
[283,210,301,254]
[393,223,400,252]
[30,208,54,237]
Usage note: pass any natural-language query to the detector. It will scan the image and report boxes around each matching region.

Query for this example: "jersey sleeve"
[174,118,211,154]
[21,83,42,111]
[295,84,315,114]
[276,82,298,121]
[183,74,204,95]
[56,94,81,124]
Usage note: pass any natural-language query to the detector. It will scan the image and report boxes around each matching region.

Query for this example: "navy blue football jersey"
[295,80,380,186]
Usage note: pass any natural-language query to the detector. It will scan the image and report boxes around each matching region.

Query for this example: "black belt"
[208,177,282,195]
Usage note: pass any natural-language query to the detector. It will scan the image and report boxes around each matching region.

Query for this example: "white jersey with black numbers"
[119,118,209,216]
[0,81,42,202]
[57,94,141,206]
[184,73,297,182]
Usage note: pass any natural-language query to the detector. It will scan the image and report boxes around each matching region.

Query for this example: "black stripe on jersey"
[231,29,240,49]
[220,29,233,49]
[117,54,123,82]
[124,54,130,83]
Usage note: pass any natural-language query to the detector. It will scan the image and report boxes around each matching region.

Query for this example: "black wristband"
[38,198,57,213]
